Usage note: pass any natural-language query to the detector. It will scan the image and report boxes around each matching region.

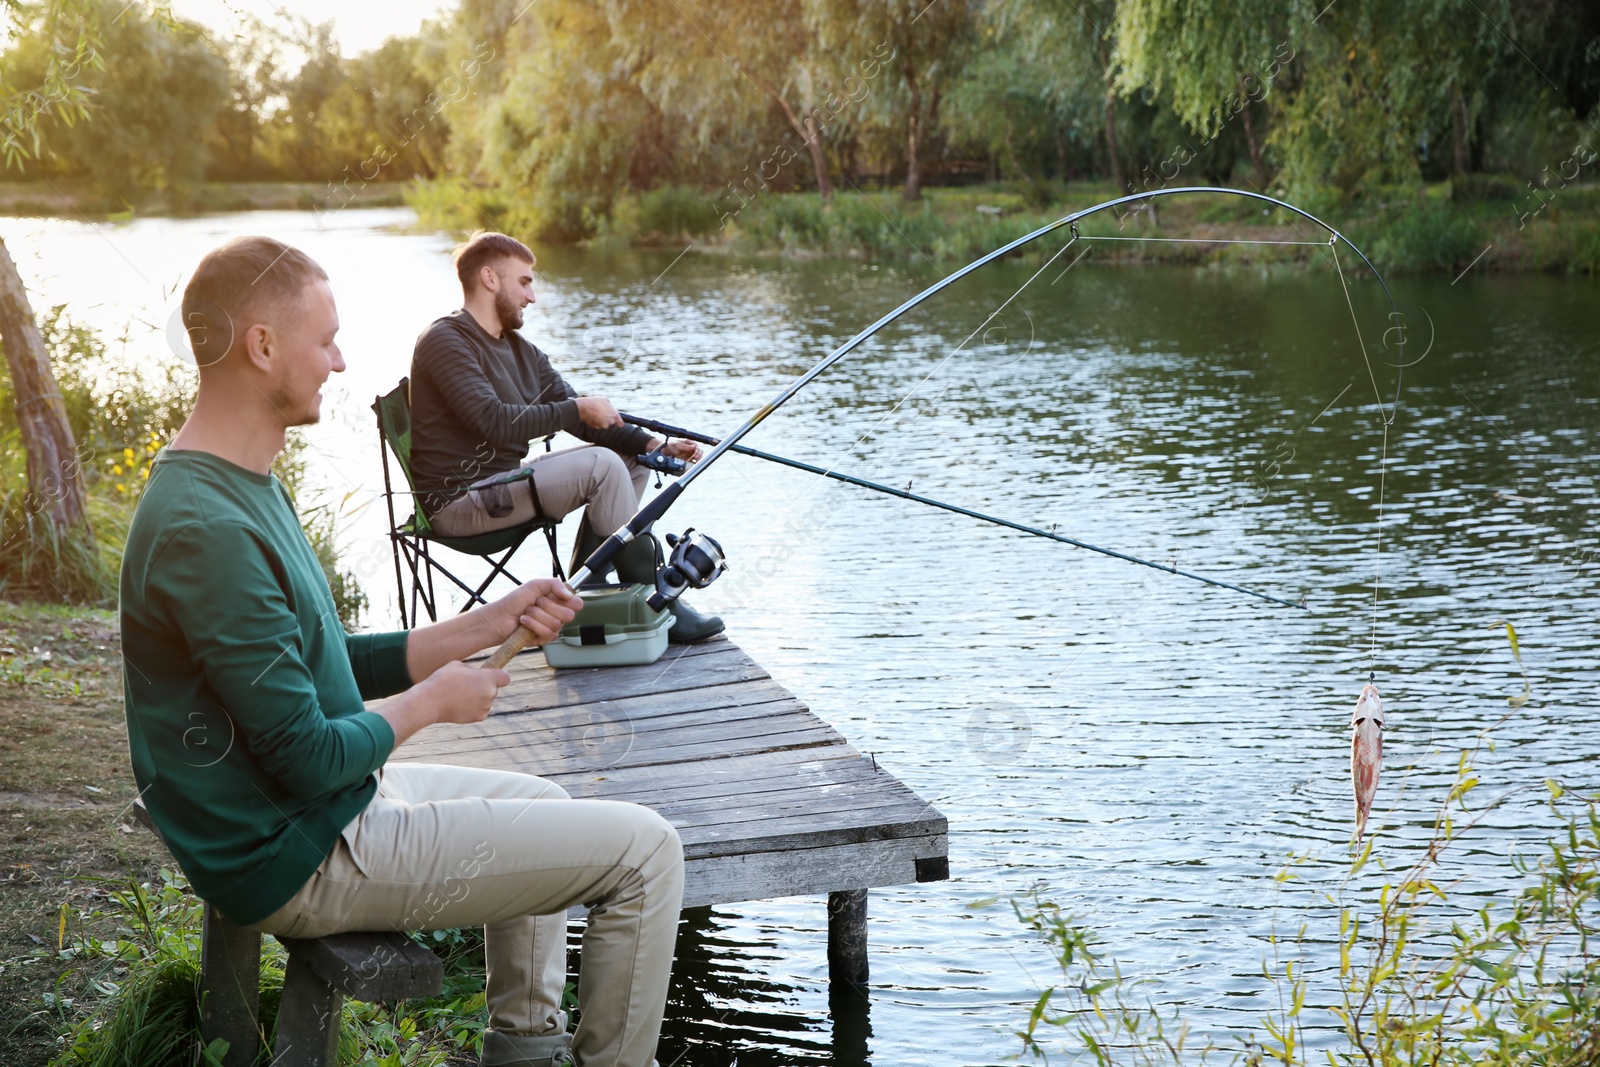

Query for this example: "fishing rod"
[620,412,1305,610]
[485,186,1401,668]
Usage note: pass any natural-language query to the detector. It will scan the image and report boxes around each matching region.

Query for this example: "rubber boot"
[613,533,725,644]
[567,516,613,587]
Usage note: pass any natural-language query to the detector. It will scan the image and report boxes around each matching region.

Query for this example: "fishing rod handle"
[483,624,535,671]
[481,563,594,670]
[622,412,719,448]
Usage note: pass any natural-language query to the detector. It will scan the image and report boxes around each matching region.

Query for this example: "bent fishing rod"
[618,412,1304,609]
[485,186,1401,668]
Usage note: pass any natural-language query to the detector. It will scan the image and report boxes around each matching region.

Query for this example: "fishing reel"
[647,528,728,610]
[636,448,689,478]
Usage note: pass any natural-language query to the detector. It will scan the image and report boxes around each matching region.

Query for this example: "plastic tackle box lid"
[557,583,670,643]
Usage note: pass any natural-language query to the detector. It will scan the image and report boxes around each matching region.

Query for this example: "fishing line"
[484,186,1407,668]
[1330,239,1396,675]
[831,233,1082,473]
[621,413,1306,609]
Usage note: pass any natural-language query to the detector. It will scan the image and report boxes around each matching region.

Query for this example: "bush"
[725,190,1061,262]
[0,311,186,604]
[1012,176,1063,211]
[1362,205,1487,273]
[404,178,517,235]
[600,185,722,245]
[1523,217,1600,275]
[0,312,366,624]
[1450,173,1520,204]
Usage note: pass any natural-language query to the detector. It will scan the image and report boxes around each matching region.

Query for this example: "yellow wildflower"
[111,464,123,475]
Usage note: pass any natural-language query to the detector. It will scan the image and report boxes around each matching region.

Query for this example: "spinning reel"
[647,528,728,610]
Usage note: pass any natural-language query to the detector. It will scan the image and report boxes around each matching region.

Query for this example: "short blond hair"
[182,237,328,366]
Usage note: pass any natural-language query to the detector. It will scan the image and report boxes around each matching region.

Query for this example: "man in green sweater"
[121,236,684,1067]
[408,231,723,643]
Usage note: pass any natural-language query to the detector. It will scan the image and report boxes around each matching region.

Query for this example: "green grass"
[47,872,507,1066]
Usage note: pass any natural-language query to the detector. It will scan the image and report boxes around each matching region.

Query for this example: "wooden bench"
[132,801,443,1067]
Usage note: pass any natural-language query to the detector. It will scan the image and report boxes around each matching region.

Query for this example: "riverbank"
[0,180,408,218]
[409,177,1600,276]
[2,177,1594,277]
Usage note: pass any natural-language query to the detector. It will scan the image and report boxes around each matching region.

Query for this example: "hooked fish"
[1350,683,1384,845]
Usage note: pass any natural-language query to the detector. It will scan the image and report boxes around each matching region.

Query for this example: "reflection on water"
[5,210,1597,1064]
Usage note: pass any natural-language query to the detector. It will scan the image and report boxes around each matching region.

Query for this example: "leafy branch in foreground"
[1008,746,1600,1066]
[999,891,1214,1066]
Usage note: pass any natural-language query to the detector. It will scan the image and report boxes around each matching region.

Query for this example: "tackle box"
[542,583,674,668]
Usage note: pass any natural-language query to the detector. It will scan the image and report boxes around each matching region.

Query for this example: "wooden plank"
[681,833,947,908]
[650,781,937,830]
[541,747,868,790]
[489,644,770,714]
[477,633,738,671]
[681,811,948,861]
[438,678,800,738]
[409,719,847,777]
[501,639,756,688]
[555,758,898,807]
[395,738,866,787]
[641,769,931,817]
[200,905,262,1067]
[381,634,951,910]
[399,688,807,759]
[425,710,841,766]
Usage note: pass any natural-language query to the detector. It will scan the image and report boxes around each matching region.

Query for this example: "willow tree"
[479,0,689,239]
[814,0,976,200]
[606,0,841,198]
[976,0,1123,191]
[1115,0,1290,190]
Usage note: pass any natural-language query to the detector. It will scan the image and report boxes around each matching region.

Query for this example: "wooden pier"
[388,634,950,982]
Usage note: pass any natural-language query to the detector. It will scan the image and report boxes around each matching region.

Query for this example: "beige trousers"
[429,445,650,539]
[245,762,684,1067]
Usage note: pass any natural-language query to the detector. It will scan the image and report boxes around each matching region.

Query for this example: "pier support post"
[827,889,869,986]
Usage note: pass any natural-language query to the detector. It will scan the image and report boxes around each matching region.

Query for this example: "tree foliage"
[0,0,1593,228]
[5,0,227,196]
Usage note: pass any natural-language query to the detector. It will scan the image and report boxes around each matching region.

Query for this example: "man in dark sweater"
[122,236,684,1067]
[409,231,722,643]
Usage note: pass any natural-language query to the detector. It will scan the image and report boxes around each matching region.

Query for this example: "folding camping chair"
[373,378,564,628]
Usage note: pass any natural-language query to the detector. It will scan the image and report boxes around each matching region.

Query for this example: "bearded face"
[494,282,525,333]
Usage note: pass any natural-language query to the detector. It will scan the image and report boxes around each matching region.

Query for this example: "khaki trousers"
[430,445,650,539]
[245,762,683,1067]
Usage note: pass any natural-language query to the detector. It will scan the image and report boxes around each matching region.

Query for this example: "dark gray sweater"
[408,310,653,515]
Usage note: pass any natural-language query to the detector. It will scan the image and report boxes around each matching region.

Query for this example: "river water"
[4,207,1597,1065]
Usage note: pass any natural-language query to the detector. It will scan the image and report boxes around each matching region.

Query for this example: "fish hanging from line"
[1351,681,1384,845]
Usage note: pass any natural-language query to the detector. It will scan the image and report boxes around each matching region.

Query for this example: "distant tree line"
[2,0,1597,236]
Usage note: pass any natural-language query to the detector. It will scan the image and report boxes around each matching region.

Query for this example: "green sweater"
[120,449,412,925]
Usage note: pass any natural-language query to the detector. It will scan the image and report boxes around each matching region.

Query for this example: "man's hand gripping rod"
[482,486,683,669]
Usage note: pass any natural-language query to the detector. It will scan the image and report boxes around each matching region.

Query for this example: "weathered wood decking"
[386,634,949,975]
